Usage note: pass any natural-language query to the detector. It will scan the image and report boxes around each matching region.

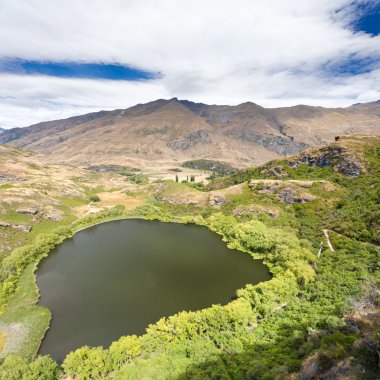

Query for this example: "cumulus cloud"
[0,0,379,127]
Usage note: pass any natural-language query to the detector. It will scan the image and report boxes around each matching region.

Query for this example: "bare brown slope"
[0,98,379,167]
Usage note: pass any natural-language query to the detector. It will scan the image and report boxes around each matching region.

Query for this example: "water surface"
[37,219,270,361]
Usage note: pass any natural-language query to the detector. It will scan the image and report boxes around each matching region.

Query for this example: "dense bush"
[0,226,73,310]
[88,194,100,202]
[0,355,59,380]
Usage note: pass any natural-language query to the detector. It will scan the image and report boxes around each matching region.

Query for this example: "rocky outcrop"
[208,194,226,207]
[167,130,211,151]
[13,224,32,232]
[233,204,280,218]
[260,165,288,179]
[249,180,316,204]
[289,145,364,176]
[225,130,309,155]
[0,221,32,232]
[43,208,63,221]
[16,208,38,215]
[0,175,26,182]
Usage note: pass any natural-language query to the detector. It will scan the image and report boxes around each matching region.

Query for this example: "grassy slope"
[0,264,51,359]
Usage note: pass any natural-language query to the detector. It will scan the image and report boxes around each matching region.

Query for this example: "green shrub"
[129,174,149,184]
[0,355,60,380]
[88,194,100,202]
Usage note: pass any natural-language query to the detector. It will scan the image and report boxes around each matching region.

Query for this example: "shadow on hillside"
[174,330,380,380]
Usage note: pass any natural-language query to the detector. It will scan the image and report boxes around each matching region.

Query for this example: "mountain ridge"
[0,98,379,167]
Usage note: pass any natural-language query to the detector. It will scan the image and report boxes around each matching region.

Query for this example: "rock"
[299,354,322,380]
[43,208,63,221]
[249,180,316,204]
[0,221,32,232]
[226,130,309,155]
[264,165,288,179]
[168,130,211,150]
[208,194,227,207]
[233,204,280,218]
[13,224,32,232]
[16,208,38,215]
[277,188,315,204]
[310,263,318,271]
[0,175,26,182]
[288,145,364,177]
[335,156,363,177]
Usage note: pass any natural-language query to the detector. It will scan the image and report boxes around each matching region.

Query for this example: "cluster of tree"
[0,354,59,380]
[182,159,237,176]
[177,175,196,183]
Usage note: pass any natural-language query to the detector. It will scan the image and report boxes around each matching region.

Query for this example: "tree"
[62,346,111,380]
[28,356,60,380]
[0,356,29,380]
[109,335,142,368]
[89,194,100,202]
[0,355,59,380]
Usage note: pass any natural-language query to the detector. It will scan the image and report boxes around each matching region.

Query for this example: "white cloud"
[0,74,169,128]
[0,0,379,127]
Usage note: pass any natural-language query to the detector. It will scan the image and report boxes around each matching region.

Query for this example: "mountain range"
[0,98,379,167]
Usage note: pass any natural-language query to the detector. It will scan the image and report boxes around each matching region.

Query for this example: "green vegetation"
[0,136,379,379]
[88,194,100,202]
[128,174,149,185]
[0,227,74,311]
[0,265,51,359]
[0,355,59,380]
[118,169,149,185]
[182,159,238,177]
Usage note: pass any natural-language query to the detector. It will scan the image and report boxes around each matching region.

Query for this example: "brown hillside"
[1,98,379,167]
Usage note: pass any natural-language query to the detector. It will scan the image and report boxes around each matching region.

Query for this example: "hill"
[0,98,379,167]
[0,135,379,379]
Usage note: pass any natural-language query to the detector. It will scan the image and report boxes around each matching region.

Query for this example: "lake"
[37,219,270,362]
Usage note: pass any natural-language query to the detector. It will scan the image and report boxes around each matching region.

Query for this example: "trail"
[323,229,335,252]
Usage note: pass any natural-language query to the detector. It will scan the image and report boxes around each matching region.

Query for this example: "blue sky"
[0,0,379,128]
[1,60,157,81]
[354,2,380,35]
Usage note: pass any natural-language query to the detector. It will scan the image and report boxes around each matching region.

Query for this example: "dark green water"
[37,219,270,362]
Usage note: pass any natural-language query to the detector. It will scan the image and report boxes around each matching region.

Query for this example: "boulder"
[265,165,288,179]
[13,224,32,232]
[208,194,227,207]
[277,188,315,204]
[16,208,38,215]
[43,208,63,221]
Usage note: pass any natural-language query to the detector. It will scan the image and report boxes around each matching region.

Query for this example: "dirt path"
[323,229,335,252]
